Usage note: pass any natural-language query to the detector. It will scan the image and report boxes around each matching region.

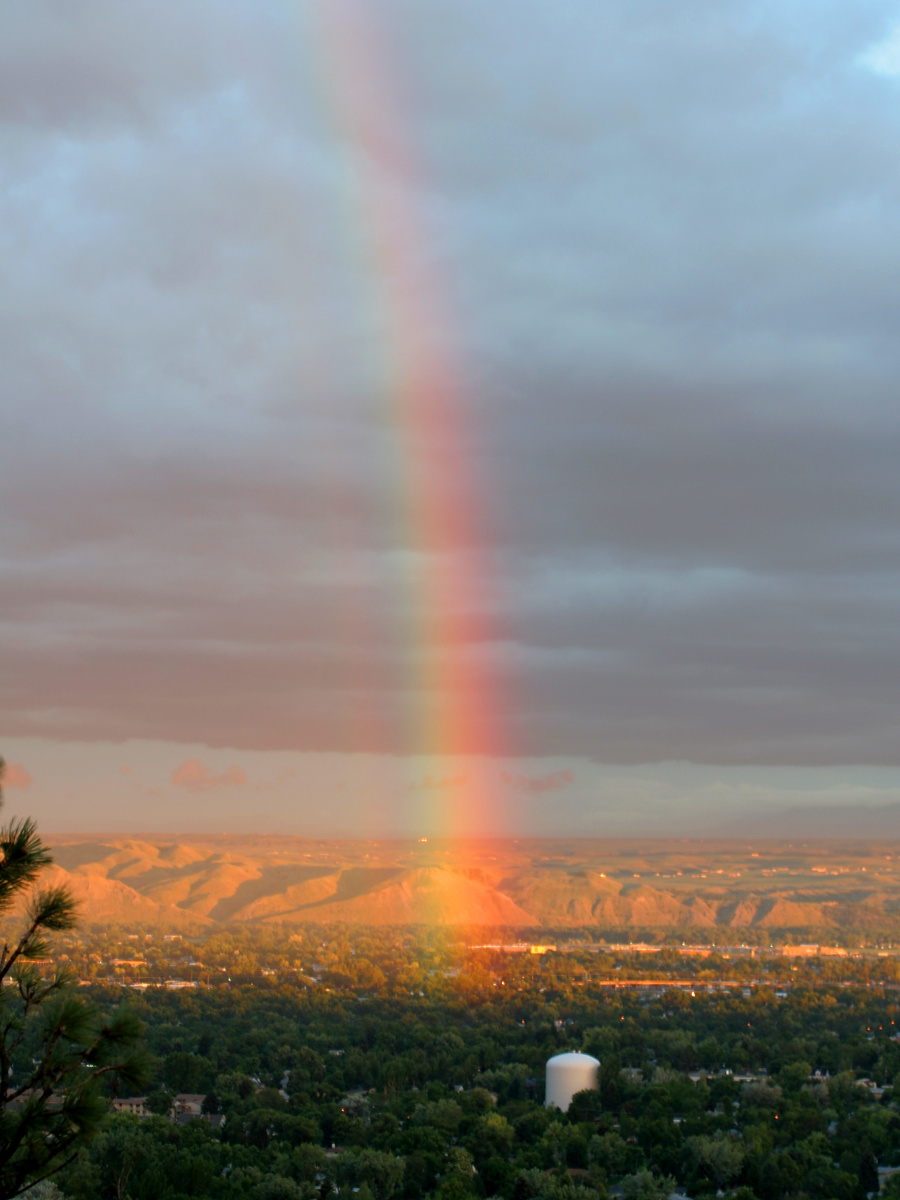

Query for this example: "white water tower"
[545,1051,600,1111]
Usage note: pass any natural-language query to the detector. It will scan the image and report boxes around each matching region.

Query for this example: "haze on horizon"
[4,1,900,837]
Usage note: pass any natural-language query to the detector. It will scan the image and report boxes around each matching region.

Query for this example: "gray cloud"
[501,770,575,796]
[3,1,900,767]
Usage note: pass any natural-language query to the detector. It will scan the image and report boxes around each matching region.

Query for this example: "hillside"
[31,835,900,934]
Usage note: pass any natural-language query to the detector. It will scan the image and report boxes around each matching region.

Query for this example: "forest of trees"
[27,933,900,1200]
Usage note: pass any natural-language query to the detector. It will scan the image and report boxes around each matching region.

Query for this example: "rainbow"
[300,0,504,837]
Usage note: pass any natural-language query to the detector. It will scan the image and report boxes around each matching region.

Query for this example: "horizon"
[33,834,900,844]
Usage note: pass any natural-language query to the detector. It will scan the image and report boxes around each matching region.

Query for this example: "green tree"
[685,1134,745,1189]
[0,757,149,1198]
[513,1167,606,1200]
[144,1087,174,1117]
[355,1149,406,1200]
[621,1170,678,1200]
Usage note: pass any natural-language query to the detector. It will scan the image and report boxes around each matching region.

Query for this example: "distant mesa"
[35,835,900,932]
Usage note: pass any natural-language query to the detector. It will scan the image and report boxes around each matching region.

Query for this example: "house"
[112,1096,149,1117]
[171,1093,206,1123]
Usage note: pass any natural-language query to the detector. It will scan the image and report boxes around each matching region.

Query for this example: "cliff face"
[30,835,900,931]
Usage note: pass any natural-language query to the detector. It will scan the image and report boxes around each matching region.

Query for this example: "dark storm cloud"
[4,0,900,762]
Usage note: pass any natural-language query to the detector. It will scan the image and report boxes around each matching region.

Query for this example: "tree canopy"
[0,758,148,1198]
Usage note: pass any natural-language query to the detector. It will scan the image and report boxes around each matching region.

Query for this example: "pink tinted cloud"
[3,763,32,789]
[171,759,247,793]
[501,769,574,795]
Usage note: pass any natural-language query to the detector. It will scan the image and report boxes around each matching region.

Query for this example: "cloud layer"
[3,2,900,766]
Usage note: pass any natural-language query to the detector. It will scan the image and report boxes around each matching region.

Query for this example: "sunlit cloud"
[2,763,33,790]
[171,759,247,793]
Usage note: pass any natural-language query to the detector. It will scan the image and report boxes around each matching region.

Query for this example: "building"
[110,1093,213,1123]
[171,1093,207,1123]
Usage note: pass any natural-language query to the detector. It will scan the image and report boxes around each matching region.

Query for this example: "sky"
[4,1,900,836]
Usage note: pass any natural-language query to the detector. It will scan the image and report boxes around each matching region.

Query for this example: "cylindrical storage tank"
[545,1051,600,1111]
